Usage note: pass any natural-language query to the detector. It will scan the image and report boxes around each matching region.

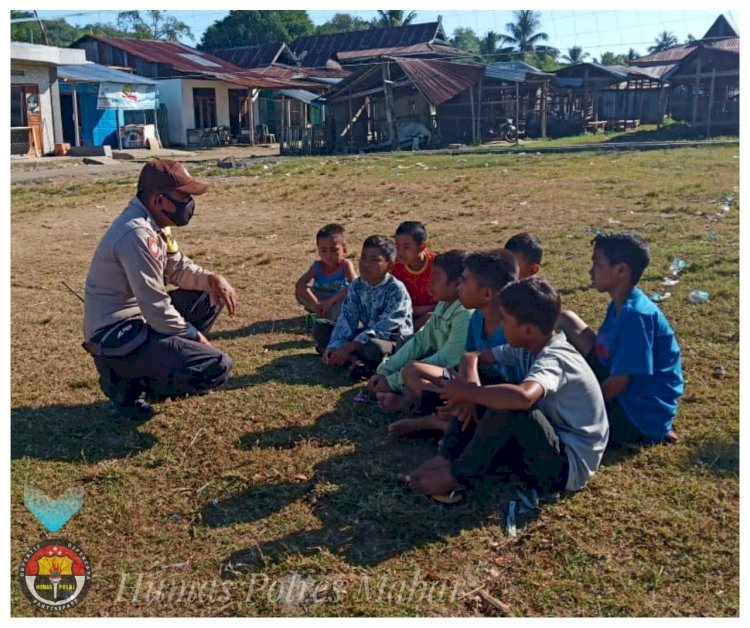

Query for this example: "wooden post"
[382,60,399,151]
[348,89,353,151]
[707,68,716,138]
[692,57,702,129]
[476,77,483,144]
[249,89,255,144]
[72,83,80,147]
[515,81,520,144]
[280,94,285,151]
[541,79,548,139]
[469,85,476,144]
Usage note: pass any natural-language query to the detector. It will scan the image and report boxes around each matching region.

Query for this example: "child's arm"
[439,378,544,412]
[318,260,358,315]
[327,284,360,351]
[295,265,319,305]
[416,307,471,371]
[601,375,631,401]
[556,309,596,356]
[343,258,358,281]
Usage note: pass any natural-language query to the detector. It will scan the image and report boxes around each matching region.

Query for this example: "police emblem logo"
[18,539,92,612]
[147,236,160,258]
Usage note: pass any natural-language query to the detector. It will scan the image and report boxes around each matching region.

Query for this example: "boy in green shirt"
[367,250,471,412]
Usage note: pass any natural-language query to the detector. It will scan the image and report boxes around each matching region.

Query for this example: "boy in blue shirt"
[314,235,413,380]
[557,231,684,445]
[388,249,518,438]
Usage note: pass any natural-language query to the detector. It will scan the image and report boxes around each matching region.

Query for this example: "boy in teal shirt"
[368,250,471,411]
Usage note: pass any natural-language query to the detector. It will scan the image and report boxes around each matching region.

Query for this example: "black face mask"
[162,194,195,226]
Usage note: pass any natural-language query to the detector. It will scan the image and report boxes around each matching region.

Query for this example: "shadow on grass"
[211,316,308,341]
[11,401,156,462]
[682,434,739,477]
[224,352,351,390]
[203,390,530,570]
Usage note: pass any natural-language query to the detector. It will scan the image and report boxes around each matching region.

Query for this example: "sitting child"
[504,232,543,279]
[557,231,684,445]
[315,235,413,380]
[367,250,472,412]
[392,221,437,331]
[295,223,357,321]
[388,249,518,439]
[400,277,609,501]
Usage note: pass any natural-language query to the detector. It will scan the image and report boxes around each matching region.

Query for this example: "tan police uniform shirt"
[83,196,212,341]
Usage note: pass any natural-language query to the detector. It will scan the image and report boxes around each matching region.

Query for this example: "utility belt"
[82,317,149,357]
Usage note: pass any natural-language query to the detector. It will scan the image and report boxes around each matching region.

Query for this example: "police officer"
[83,159,237,419]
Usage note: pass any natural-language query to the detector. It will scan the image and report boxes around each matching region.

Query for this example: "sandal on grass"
[431,489,465,505]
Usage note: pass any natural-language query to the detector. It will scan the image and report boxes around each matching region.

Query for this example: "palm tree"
[479,31,500,59]
[562,46,589,64]
[500,10,557,59]
[648,31,678,53]
[627,48,640,62]
[374,10,417,28]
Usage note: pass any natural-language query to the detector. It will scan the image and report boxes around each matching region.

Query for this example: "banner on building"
[97,82,157,110]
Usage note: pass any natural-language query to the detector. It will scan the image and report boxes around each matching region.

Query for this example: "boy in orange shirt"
[392,221,437,331]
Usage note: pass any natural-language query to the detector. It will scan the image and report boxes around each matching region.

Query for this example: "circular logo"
[18,539,92,612]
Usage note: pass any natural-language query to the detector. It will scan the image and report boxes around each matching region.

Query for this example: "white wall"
[156,78,260,146]
[11,62,55,153]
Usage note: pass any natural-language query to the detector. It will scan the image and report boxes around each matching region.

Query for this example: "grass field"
[11,146,739,616]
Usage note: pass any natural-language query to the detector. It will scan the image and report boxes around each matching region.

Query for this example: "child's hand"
[314,301,328,318]
[367,374,391,394]
[322,348,335,365]
[455,401,479,431]
[327,347,352,366]
[438,378,471,406]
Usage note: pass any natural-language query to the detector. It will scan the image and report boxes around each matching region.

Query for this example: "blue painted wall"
[60,82,124,147]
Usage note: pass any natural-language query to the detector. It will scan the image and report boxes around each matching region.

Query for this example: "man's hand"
[207,274,238,317]
[195,330,213,347]
[367,374,392,394]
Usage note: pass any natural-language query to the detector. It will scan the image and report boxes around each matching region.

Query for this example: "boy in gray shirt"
[400,277,608,499]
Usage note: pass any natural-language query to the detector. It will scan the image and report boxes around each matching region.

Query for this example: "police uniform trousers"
[93,289,233,404]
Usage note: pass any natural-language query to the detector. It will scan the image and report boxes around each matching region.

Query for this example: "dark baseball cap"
[137,159,209,196]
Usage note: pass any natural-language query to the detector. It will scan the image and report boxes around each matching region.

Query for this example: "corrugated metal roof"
[291,21,444,67]
[336,42,469,62]
[393,57,484,107]
[59,62,155,85]
[280,89,325,106]
[554,77,583,88]
[210,43,291,69]
[77,35,245,75]
[485,61,548,83]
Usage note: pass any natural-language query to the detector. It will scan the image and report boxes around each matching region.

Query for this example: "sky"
[28,6,741,60]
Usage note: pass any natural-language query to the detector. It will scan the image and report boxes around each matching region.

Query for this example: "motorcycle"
[497,117,522,142]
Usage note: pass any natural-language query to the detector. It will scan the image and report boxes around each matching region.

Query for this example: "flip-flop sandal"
[431,489,465,505]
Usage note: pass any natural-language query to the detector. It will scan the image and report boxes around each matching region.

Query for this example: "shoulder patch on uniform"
[147,236,160,258]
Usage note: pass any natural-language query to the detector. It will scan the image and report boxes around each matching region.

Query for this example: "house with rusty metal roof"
[630,15,738,134]
[71,34,323,146]
[289,20,466,69]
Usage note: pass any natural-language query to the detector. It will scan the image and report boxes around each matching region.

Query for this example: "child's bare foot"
[397,454,451,482]
[388,414,448,439]
[376,392,410,413]
[407,457,463,496]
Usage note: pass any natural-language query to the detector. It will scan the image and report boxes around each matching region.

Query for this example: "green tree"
[314,13,369,35]
[199,10,314,49]
[627,48,640,62]
[116,11,193,42]
[597,51,628,65]
[500,10,557,59]
[11,10,82,46]
[562,46,589,64]
[373,10,417,28]
[648,31,678,53]
[450,26,480,53]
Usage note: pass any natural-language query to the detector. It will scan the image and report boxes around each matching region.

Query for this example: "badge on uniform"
[160,227,180,254]
[147,236,160,258]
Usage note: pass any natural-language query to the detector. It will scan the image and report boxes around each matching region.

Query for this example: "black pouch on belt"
[85,318,149,357]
